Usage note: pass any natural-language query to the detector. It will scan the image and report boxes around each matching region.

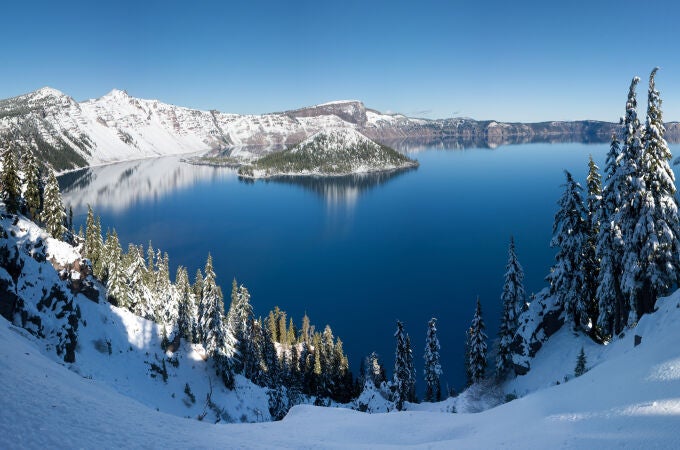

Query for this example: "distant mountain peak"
[32,86,68,99]
[101,88,131,100]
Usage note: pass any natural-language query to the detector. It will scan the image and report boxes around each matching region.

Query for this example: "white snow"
[2,261,680,448]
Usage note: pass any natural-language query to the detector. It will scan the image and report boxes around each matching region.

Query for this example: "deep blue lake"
[58,141,680,393]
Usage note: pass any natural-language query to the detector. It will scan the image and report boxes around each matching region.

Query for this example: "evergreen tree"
[198,254,235,388]
[423,318,442,402]
[596,134,626,337]
[227,282,257,379]
[632,68,680,319]
[1,149,21,214]
[22,150,41,219]
[105,230,127,306]
[404,334,416,403]
[365,352,387,389]
[497,237,525,376]
[262,313,279,387]
[616,76,646,327]
[125,244,149,317]
[574,346,587,377]
[466,298,487,385]
[546,171,589,330]
[301,313,311,344]
[176,266,194,344]
[42,169,67,239]
[584,155,602,327]
[392,320,410,411]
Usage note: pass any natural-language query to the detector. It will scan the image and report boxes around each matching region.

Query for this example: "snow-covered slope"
[1,87,648,173]
[2,288,680,448]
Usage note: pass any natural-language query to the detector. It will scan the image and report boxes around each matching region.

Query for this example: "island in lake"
[236,128,418,178]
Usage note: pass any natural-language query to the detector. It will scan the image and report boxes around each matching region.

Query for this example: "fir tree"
[584,155,602,327]
[198,254,235,388]
[574,346,587,377]
[596,134,626,337]
[466,298,487,385]
[392,320,410,411]
[262,312,279,387]
[497,237,525,376]
[616,76,646,327]
[633,68,680,319]
[405,334,416,403]
[42,169,67,239]
[547,171,589,330]
[227,282,257,379]
[125,244,149,317]
[22,150,41,220]
[176,266,195,344]
[104,230,127,306]
[1,148,21,214]
[423,318,442,402]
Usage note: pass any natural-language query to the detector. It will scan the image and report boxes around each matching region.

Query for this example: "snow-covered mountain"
[1,87,662,173]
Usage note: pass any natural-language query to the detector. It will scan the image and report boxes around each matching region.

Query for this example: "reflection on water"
[251,169,415,208]
[381,134,612,153]
[59,157,238,214]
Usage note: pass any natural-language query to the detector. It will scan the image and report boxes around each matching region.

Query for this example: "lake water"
[58,141,680,393]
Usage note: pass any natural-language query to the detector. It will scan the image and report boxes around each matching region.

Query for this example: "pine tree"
[423,318,442,402]
[125,244,149,316]
[547,171,589,330]
[392,320,410,411]
[616,76,646,327]
[176,266,194,344]
[105,230,127,306]
[497,237,525,376]
[574,346,587,377]
[262,314,279,387]
[42,169,67,239]
[404,334,416,403]
[198,254,235,388]
[22,150,41,219]
[584,155,602,327]
[227,282,257,379]
[596,134,626,337]
[633,68,680,319]
[466,298,487,385]
[1,149,21,214]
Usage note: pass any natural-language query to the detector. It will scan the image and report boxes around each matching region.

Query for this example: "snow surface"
[2,274,680,448]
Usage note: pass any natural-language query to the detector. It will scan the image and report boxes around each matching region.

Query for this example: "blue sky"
[2,0,680,121]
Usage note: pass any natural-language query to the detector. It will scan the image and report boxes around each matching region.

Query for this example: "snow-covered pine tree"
[392,320,410,411]
[105,230,127,306]
[124,244,149,317]
[574,346,587,377]
[42,169,67,239]
[466,297,487,385]
[596,134,626,338]
[632,68,680,319]
[497,237,526,377]
[262,314,279,387]
[547,171,589,330]
[175,266,194,344]
[227,281,257,379]
[584,155,602,327]
[1,148,21,214]
[423,318,442,402]
[198,253,235,388]
[22,150,41,220]
[616,76,646,327]
[405,334,416,403]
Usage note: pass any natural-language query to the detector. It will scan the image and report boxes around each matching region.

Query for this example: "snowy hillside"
[2,277,680,447]
[238,129,418,178]
[0,87,649,173]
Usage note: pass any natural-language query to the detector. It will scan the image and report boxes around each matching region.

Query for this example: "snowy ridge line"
[0,86,663,173]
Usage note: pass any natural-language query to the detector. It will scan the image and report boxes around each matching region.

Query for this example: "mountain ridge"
[1,86,677,172]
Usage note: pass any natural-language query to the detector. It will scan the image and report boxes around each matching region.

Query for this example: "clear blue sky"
[2,0,680,122]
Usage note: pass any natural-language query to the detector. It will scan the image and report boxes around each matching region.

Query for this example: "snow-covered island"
[237,129,419,178]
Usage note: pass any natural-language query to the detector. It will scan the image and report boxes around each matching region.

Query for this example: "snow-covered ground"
[2,258,680,448]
